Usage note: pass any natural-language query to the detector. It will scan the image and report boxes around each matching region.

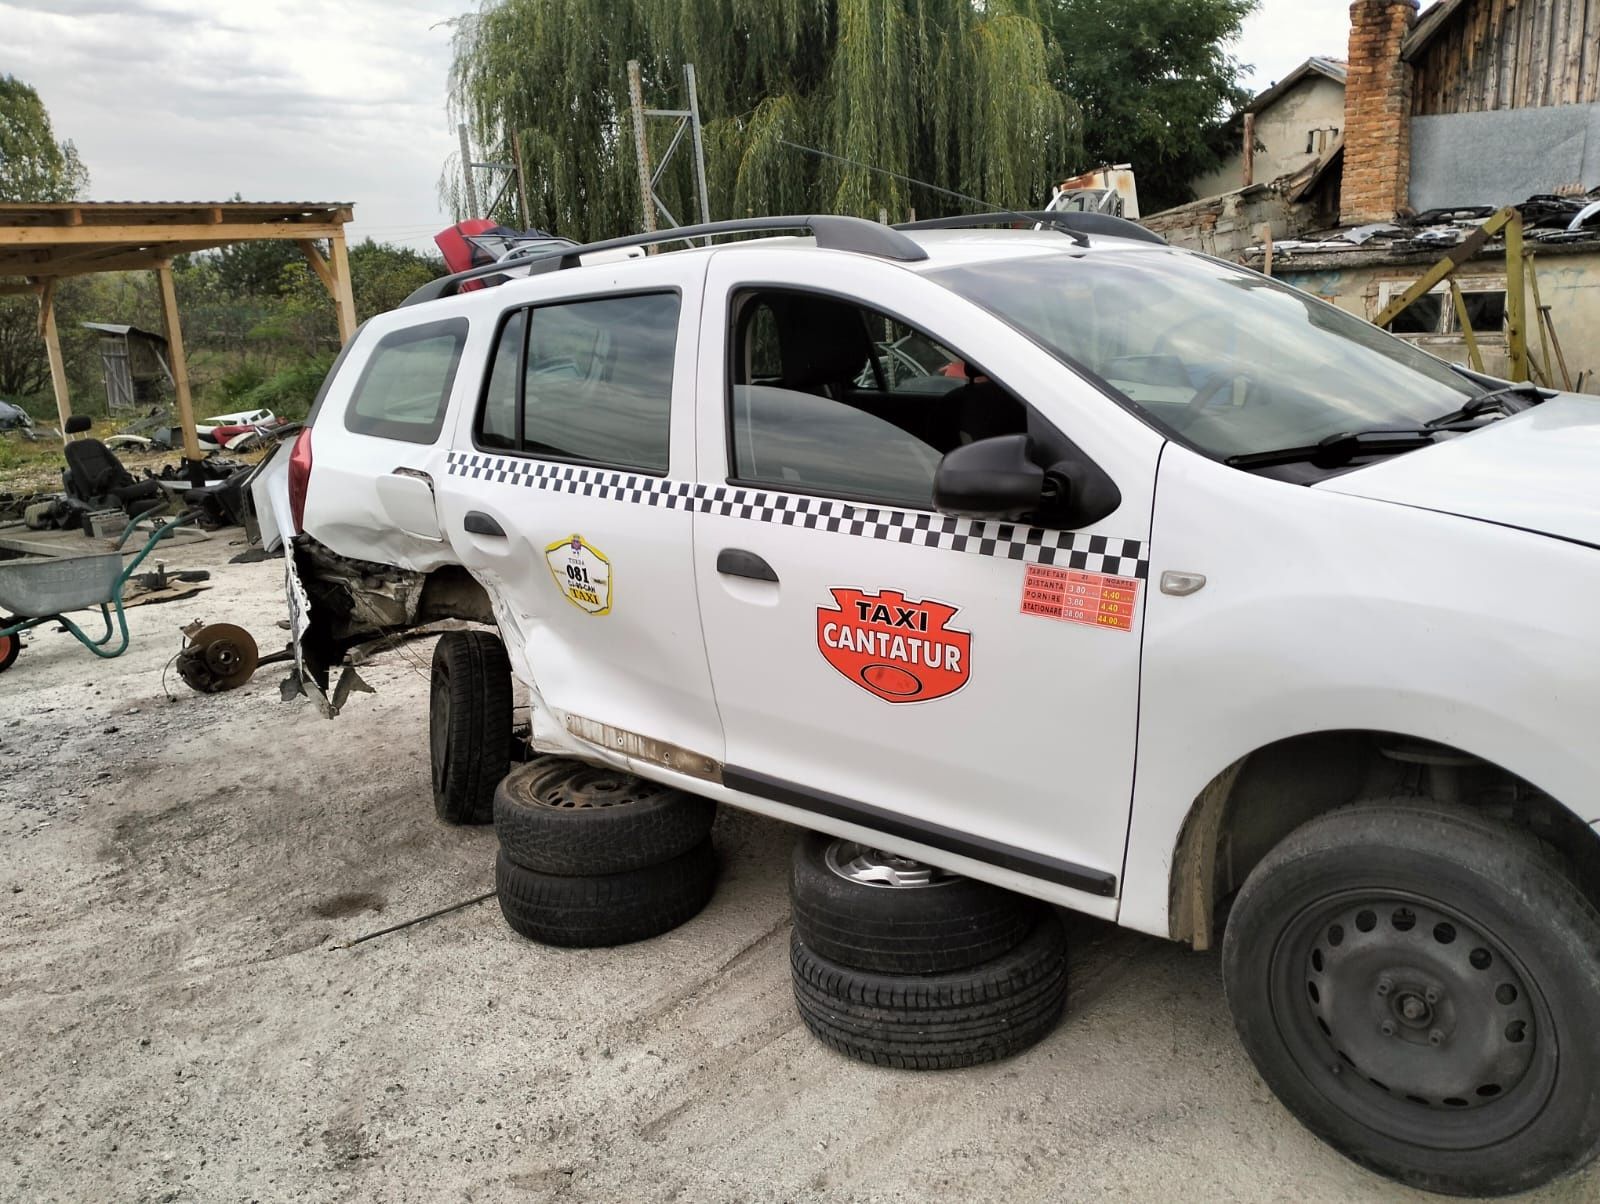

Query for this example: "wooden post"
[627,60,658,238]
[36,279,72,443]
[326,233,358,345]
[511,133,531,229]
[1448,280,1485,374]
[1260,224,1274,277]
[1504,214,1529,382]
[1242,113,1256,188]
[154,261,204,468]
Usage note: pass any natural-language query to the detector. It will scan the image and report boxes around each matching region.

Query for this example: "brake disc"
[176,622,260,693]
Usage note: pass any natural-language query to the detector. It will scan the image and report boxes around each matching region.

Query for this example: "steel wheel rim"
[823,840,956,888]
[1270,887,1557,1150]
[536,765,655,810]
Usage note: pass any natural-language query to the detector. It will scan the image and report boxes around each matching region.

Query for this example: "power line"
[776,139,1015,216]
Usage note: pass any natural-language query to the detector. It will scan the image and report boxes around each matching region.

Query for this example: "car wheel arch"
[1166,729,1600,950]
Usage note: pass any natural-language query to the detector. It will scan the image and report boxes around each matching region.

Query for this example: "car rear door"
[298,315,465,570]
[432,258,723,770]
[692,248,1165,914]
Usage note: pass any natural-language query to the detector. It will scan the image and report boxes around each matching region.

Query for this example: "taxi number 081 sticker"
[817,587,971,704]
[545,534,612,615]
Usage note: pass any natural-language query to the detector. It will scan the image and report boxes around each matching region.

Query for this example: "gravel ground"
[1,534,1595,1203]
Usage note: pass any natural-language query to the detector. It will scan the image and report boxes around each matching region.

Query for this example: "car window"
[728,290,1028,509]
[932,251,1482,460]
[477,292,679,473]
[478,309,525,450]
[344,319,468,444]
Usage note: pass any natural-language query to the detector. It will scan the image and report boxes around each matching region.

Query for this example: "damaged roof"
[1246,191,1600,268]
[1404,0,1474,62]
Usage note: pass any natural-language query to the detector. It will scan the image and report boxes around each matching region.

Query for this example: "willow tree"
[444,0,1081,241]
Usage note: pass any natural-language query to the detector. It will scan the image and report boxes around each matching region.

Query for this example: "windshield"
[931,250,1483,460]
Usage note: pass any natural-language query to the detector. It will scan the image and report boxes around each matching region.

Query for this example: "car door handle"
[463,511,506,537]
[717,548,778,583]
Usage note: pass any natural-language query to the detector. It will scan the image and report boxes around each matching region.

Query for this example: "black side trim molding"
[724,766,1118,898]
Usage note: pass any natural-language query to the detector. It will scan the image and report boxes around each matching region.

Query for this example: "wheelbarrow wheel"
[0,628,19,675]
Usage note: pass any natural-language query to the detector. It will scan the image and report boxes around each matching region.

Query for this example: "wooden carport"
[0,201,357,468]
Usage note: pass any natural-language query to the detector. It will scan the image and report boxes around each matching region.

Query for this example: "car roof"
[724,226,1170,272]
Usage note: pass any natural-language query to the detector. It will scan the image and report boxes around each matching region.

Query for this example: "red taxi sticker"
[1020,564,1140,632]
[817,588,971,704]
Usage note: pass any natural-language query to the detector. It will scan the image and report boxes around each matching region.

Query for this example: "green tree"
[445,0,1082,241]
[0,75,89,203]
[0,75,90,403]
[1042,0,1257,213]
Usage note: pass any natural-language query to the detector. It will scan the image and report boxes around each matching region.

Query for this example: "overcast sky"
[4,0,1358,253]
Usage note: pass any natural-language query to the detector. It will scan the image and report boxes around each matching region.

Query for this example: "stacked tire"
[789,833,1069,1069]
[493,759,718,947]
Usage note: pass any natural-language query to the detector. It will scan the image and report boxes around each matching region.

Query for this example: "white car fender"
[1119,444,1600,938]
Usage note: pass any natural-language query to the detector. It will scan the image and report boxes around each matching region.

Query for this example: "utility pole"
[458,123,478,220]
[628,59,713,243]
[627,60,659,237]
[458,122,524,225]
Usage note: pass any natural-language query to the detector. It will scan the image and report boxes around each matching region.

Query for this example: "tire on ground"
[0,629,18,675]
[429,630,512,825]
[791,916,1068,1070]
[494,758,715,875]
[790,831,1039,974]
[1222,797,1600,1199]
[495,839,717,947]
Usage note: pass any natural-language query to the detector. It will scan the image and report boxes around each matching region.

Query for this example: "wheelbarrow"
[0,511,200,675]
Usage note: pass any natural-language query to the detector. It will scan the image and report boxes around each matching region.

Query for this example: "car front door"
[692,249,1165,913]
[433,258,723,771]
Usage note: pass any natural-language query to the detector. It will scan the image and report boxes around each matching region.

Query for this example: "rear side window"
[476,292,679,473]
[345,318,468,444]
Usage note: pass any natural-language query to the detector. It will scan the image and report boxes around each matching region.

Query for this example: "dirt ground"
[1,533,1595,1204]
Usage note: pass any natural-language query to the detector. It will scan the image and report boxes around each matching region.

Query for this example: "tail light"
[287,427,313,533]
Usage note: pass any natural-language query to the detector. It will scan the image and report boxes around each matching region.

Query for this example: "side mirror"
[933,434,1046,521]
[65,415,92,435]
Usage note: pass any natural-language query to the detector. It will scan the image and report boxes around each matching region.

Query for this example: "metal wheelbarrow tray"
[0,511,198,671]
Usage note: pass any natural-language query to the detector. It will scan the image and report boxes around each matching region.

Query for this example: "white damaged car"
[253,211,1600,1198]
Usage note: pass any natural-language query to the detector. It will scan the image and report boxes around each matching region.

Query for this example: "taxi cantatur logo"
[816,587,971,704]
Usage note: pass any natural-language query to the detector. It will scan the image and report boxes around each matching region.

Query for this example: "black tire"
[429,631,512,825]
[0,627,18,675]
[1222,799,1600,1198]
[494,759,715,875]
[790,832,1038,974]
[495,839,717,948]
[791,916,1068,1070]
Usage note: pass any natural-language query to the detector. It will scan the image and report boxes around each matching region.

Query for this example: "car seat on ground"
[61,415,164,517]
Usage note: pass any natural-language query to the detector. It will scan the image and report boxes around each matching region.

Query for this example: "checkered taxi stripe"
[445,451,1150,579]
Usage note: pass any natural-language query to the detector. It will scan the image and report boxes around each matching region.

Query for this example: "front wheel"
[1223,799,1600,1198]
[0,628,18,674]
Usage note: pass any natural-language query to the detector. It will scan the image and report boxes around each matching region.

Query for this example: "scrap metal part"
[176,621,260,693]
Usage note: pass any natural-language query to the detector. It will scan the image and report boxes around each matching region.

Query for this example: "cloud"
[2,0,464,248]
[1233,0,1354,91]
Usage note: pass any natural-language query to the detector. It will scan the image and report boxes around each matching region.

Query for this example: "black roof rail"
[894,209,1167,247]
[400,215,930,307]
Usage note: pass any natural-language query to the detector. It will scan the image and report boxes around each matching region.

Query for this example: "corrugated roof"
[81,322,167,342]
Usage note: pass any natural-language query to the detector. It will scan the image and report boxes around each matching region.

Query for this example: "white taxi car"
[253,212,1600,1198]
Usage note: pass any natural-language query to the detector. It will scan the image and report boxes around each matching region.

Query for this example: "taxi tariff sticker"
[1020,564,1139,632]
[545,534,612,615]
[817,587,971,703]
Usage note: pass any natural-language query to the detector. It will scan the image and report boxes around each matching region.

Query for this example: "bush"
[216,361,269,406]
[238,354,334,422]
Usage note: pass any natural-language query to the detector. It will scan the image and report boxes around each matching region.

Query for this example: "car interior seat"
[62,415,164,516]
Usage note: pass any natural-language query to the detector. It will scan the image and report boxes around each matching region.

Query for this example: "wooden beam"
[0,241,235,279]
[155,262,204,464]
[327,232,358,345]
[297,238,338,296]
[0,220,346,246]
[38,282,72,443]
[1447,280,1485,373]
[0,280,36,296]
[1505,213,1529,381]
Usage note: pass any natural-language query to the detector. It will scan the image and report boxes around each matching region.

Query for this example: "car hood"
[1316,396,1600,549]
